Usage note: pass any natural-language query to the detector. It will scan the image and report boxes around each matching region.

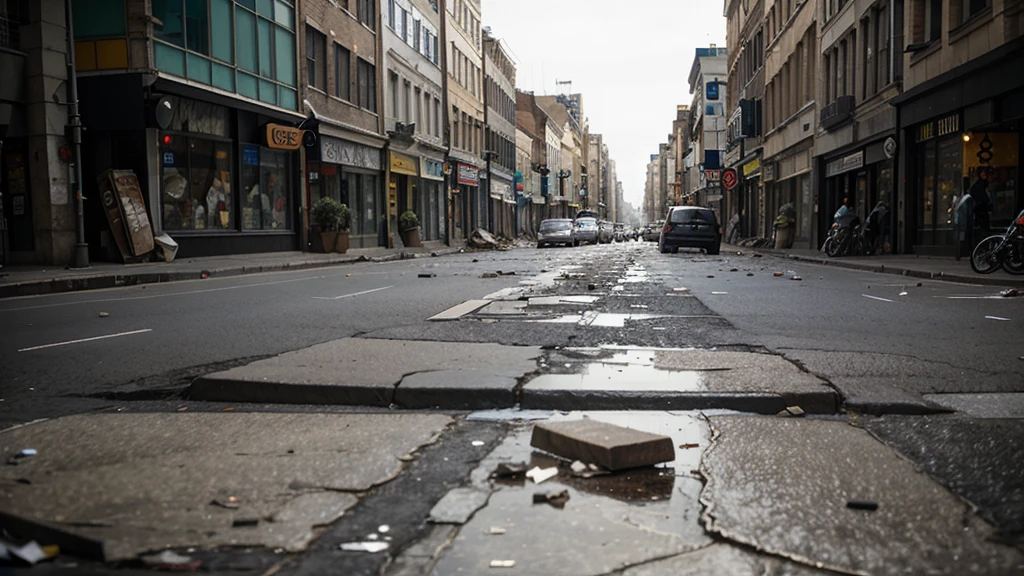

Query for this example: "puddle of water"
[525,362,706,392]
[561,295,600,304]
[587,313,667,327]
[535,314,584,324]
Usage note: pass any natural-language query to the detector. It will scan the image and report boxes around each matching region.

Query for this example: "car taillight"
[663,223,671,233]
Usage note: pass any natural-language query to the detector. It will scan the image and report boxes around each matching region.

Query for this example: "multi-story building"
[813,0,902,250]
[536,94,585,217]
[515,90,562,219]
[588,134,605,212]
[515,126,543,233]
[381,0,446,245]
[8,0,308,263]
[893,0,1023,255]
[725,0,766,239]
[645,153,661,222]
[685,47,729,212]
[762,0,817,247]
[303,0,388,249]
[482,28,516,237]
[444,0,485,239]
[671,106,691,208]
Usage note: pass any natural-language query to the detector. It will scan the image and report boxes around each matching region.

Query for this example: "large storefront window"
[160,135,234,231]
[964,132,1019,226]
[914,134,962,245]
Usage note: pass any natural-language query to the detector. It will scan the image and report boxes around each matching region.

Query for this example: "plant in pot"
[334,203,351,253]
[399,210,422,247]
[312,197,345,253]
[773,202,797,249]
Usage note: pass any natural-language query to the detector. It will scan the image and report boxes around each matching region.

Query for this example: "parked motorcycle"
[822,210,867,257]
[969,209,1024,275]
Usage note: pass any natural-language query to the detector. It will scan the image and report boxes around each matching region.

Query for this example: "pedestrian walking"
[969,168,992,242]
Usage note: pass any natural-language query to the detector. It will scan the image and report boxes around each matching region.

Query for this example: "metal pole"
[66,0,89,268]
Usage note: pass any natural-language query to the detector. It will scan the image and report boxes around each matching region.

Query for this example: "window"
[160,134,233,231]
[335,44,351,100]
[306,26,326,91]
[185,0,210,55]
[925,0,941,42]
[359,0,374,28]
[403,80,411,122]
[389,72,398,119]
[877,3,890,89]
[413,18,421,50]
[358,58,376,112]
[415,87,422,131]
[154,0,186,47]
[0,0,27,50]
[387,0,395,29]
[435,98,441,137]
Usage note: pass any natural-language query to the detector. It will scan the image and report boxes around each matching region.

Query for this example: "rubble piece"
[340,542,390,553]
[587,283,596,290]
[210,497,240,509]
[791,276,802,281]
[747,273,754,276]
[418,273,436,278]
[99,312,110,318]
[729,268,739,272]
[777,406,806,417]
[483,526,507,535]
[525,466,558,484]
[531,420,674,471]
[679,443,699,450]
[479,272,499,279]
[847,499,879,511]
[570,460,588,474]
[491,462,528,479]
[532,490,570,509]
[428,487,490,524]
[711,291,728,295]
[496,271,516,276]
[231,518,259,528]
[672,287,690,293]
[706,275,715,278]
[470,229,501,249]
[1002,288,1020,298]
[489,559,516,568]
[471,441,485,447]
[140,550,200,570]
[378,525,390,533]
[773,272,784,277]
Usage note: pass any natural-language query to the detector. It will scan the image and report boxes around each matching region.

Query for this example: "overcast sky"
[480,0,727,209]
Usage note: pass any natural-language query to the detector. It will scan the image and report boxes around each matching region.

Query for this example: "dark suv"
[659,206,721,255]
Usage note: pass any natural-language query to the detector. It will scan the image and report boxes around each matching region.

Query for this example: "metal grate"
[0,0,23,51]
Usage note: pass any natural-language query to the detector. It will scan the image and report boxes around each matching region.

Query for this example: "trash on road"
[679,443,699,449]
[99,312,110,317]
[231,518,259,527]
[340,542,390,553]
[139,550,200,570]
[711,291,728,295]
[671,287,690,293]
[479,272,499,278]
[483,526,507,535]
[777,406,806,417]
[570,460,587,474]
[525,466,558,484]
[377,524,390,533]
[210,496,240,509]
[0,540,58,566]
[471,440,485,447]
[773,271,784,277]
[418,273,436,278]
[531,419,674,471]
[469,228,501,249]
[491,462,528,479]
[490,559,516,568]
[1002,288,1020,297]
[533,489,570,509]
[587,283,596,290]
[7,449,37,466]
[747,273,754,276]
[847,499,879,511]
[791,276,803,281]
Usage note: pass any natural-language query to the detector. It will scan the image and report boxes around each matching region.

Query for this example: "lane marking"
[312,285,394,300]
[985,316,1012,321]
[1,275,327,313]
[18,328,153,352]
[862,294,894,303]
[943,296,1006,300]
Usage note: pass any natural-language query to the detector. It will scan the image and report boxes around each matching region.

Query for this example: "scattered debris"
[483,527,507,535]
[231,518,259,528]
[200,273,209,279]
[496,271,516,276]
[418,273,436,278]
[587,283,597,290]
[6,449,37,466]
[570,460,588,474]
[340,542,390,553]
[98,312,110,318]
[746,273,754,276]
[711,291,728,295]
[776,406,806,417]
[471,440,485,447]
[491,462,528,479]
[773,271,784,277]
[469,228,501,250]
[346,273,352,277]
[223,407,234,412]
[847,499,879,511]
[706,275,715,278]
[429,487,491,524]
[525,466,558,484]
[473,259,479,263]
[672,287,690,294]
[1002,288,1020,298]
[729,268,738,272]
[378,525,390,533]
[210,496,240,509]
[678,443,699,450]
[533,489,570,509]
[916,282,923,287]
[479,272,499,279]
[531,420,674,471]
[139,550,200,570]
[791,276,803,281]
[490,560,516,568]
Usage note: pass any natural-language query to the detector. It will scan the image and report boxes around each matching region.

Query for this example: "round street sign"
[722,168,738,191]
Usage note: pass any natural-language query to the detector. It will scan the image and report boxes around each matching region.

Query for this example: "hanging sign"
[722,168,738,190]
[457,164,479,186]
[265,124,302,150]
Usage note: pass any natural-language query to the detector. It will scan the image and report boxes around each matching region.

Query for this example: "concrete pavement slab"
[923,393,1024,418]
[530,419,675,470]
[620,543,829,575]
[427,299,490,321]
[0,412,451,561]
[700,416,1024,575]
[394,370,519,409]
[191,338,542,407]
[427,487,491,524]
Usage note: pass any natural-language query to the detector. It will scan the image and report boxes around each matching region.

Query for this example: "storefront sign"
[826,151,864,178]
[320,136,382,170]
[937,114,960,137]
[722,169,738,190]
[423,158,445,180]
[265,124,302,150]
[390,152,419,176]
[243,145,259,166]
[883,136,897,159]
[163,152,174,165]
[457,164,479,186]
[743,157,761,176]
[763,162,775,181]
[491,181,511,200]
[703,169,722,182]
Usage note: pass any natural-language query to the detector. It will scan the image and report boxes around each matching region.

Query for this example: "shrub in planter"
[398,210,422,247]
[335,203,351,253]
[312,197,345,253]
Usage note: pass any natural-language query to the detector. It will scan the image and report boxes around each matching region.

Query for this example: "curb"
[753,250,1024,288]
[0,248,461,299]
[519,389,839,414]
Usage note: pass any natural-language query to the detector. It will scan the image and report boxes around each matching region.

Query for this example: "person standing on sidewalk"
[969,168,992,244]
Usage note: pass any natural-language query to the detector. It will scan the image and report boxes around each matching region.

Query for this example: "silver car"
[537,219,575,248]
[573,217,599,245]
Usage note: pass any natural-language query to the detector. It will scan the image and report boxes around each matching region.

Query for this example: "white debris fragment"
[490,559,516,568]
[340,542,390,553]
[525,466,558,484]
[378,524,390,533]
[570,461,588,474]
[484,526,507,535]
[471,441,485,447]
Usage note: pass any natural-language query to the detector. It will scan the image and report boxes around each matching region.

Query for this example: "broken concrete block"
[428,487,490,524]
[530,420,674,471]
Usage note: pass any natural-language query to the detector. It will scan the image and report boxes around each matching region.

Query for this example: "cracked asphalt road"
[3,241,1023,573]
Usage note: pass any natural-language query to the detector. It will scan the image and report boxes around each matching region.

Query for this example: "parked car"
[643,222,663,242]
[659,206,721,255]
[613,223,626,242]
[573,217,599,245]
[598,220,615,243]
[537,218,575,248]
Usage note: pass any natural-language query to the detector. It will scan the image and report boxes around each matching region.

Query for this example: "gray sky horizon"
[481,0,727,211]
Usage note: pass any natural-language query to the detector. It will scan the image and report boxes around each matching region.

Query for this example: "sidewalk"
[740,244,1024,288]
[0,240,459,299]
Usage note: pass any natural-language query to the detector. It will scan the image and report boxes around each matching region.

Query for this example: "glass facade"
[152,0,298,110]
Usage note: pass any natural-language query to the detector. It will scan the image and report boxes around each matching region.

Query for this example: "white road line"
[18,328,153,352]
[944,296,1005,300]
[985,316,1012,321]
[0,275,327,313]
[312,285,394,300]
[862,294,894,303]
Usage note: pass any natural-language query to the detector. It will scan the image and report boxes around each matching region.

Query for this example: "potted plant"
[773,202,797,249]
[399,210,422,247]
[312,197,345,253]
[334,203,351,253]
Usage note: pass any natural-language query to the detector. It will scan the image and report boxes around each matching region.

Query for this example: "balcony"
[820,95,854,130]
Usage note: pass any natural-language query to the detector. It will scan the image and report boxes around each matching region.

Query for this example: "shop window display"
[963,132,1019,226]
[161,135,233,231]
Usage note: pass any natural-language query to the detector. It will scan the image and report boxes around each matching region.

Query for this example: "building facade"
[482,28,516,238]
[685,47,729,212]
[444,0,484,240]
[381,0,446,245]
[588,134,604,213]
[762,0,817,247]
[303,0,388,250]
[893,0,1024,255]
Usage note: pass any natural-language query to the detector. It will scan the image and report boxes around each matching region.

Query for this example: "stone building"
[482,28,516,237]
[536,94,585,217]
[515,90,561,219]
[685,47,729,212]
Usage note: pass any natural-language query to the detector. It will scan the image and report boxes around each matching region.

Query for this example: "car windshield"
[669,209,715,224]
[576,218,597,229]
[540,221,571,231]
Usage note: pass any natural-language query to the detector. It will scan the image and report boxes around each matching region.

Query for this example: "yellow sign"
[265,124,302,150]
[742,157,760,176]
[390,152,419,176]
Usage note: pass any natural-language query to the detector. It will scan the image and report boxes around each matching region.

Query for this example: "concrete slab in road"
[191,338,542,407]
[0,412,451,561]
[700,416,1024,575]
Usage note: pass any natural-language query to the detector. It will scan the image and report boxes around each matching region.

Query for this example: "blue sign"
[163,152,174,165]
[243,145,259,166]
